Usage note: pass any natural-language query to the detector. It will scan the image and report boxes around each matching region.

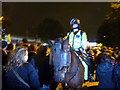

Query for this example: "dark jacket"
[113,63,120,88]
[3,63,40,90]
[28,52,36,62]
[96,61,115,88]
[2,49,8,66]
[35,52,51,87]
[28,52,36,67]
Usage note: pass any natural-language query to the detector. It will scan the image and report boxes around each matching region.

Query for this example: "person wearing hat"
[22,38,28,47]
[66,18,88,53]
[65,18,88,81]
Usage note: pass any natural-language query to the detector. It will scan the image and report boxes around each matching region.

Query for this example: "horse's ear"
[48,40,55,46]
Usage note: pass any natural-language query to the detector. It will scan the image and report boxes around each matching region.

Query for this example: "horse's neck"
[70,50,78,67]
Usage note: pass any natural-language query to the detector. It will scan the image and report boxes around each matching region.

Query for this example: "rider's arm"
[81,32,88,51]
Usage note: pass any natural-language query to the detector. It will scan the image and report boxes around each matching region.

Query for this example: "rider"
[65,18,88,80]
[66,18,88,53]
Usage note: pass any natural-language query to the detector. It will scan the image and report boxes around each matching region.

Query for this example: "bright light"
[0,16,3,20]
[88,42,97,47]
[42,43,48,46]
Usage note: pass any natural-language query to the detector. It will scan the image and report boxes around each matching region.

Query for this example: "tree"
[97,2,120,47]
[36,18,64,41]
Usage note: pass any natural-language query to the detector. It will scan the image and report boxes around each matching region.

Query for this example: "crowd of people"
[2,39,52,90]
[2,18,120,89]
[86,46,120,88]
[2,38,120,89]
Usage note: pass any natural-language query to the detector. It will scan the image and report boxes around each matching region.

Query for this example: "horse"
[49,39,85,88]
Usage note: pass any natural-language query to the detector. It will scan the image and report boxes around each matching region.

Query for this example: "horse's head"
[49,39,71,82]
[63,39,71,52]
[49,39,85,87]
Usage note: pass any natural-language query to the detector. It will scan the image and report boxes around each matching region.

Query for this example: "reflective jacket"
[66,30,87,51]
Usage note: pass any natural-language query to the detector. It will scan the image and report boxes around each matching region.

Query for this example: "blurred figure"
[86,48,95,82]
[34,45,51,88]
[46,47,51,56]
[28,44,37,67]
[2,47,40,90]
[22,38,28,47]
[93,48,100,66]
[113,47,120,64]
[96,46,107,65]
[113,63,120,88]
[6,43,15,63]
[15,41,22,49]
[2,41,8,66]
[115,52,120,64]
[96,54,115,88]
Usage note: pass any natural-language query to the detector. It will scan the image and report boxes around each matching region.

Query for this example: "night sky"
[3,2,111,41]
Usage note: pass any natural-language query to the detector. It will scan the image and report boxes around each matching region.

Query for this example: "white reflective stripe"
[74,52,88,80]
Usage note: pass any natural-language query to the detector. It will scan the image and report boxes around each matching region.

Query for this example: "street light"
[103,36,106,37]
[0,16,3,21]
[0,16,4,29]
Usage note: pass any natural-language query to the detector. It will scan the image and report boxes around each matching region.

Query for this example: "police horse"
[49,39,88,88]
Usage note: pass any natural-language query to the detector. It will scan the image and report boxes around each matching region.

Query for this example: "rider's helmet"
[70,18,80,29]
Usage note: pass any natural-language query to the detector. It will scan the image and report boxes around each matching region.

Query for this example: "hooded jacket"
[96,61,115,88]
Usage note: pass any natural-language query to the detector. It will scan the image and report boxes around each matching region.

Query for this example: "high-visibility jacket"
[66,30,88,51]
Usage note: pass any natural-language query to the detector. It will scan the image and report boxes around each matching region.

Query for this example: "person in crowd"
[6,43,15,63]
[2,41,8,66]
[113,62,120,88]
[96,46,107,65]
[113,47,120,64]
[22,38,28,47]
[34,45,51,88]
[93,48,100,66]
[86,47,95,81]
[15,41,21,49]
[115,53,120,64]
[2,47,40,90]
[96,54,115,88]
[28,44,37,67]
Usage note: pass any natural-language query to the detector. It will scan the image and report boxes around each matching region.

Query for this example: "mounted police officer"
[65,18,89,81]
[66,18,88,54]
